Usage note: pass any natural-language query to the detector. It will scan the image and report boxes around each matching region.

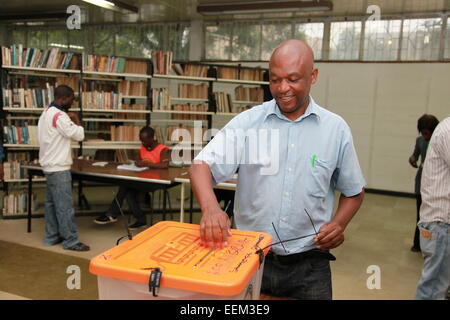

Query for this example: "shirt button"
[288,168,292,172]
[285,192,289,196]
[291,144,295,148]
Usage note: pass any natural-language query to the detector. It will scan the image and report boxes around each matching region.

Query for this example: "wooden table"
[174,175,237,223]
[22,159,189,232]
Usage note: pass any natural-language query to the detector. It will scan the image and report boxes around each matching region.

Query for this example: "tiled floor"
[0,190,425,300]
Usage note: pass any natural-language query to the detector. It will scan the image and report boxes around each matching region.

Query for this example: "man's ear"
[311,68,318,85]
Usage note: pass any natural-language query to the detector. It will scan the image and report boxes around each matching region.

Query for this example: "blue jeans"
[44,170,79,249]
[415,221,450,300]
[261,250,333,300]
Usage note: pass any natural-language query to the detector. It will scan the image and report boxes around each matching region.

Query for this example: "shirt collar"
[265,96,321,123]
[50,101,67,112]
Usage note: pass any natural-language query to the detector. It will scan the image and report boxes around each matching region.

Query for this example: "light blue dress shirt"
[195,97,366,255]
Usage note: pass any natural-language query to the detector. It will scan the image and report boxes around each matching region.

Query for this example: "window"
[205,24,231,60]
[11,29,26,46]
[364,19,401,61]
[115,26,143,57]
[93,26,115,55]
[141,25,164,58]
[68,29,89,53]
[401,18,442,60]
[167,24,190,60]
[295,22,324,60]
[330,21,362,60]
[444,17,450,59]
[261,23,292,60]
[28,29,47,49]
[232,22,261,61]
[48,29,68,49]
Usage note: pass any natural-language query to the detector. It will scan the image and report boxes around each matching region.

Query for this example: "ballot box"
[89,221,272,300]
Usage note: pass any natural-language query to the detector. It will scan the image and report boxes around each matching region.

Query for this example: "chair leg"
[150,192,154,225]
[165,189,173,220]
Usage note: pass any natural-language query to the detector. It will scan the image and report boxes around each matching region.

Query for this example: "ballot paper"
[92,162,108,167]
[117,164,148,172]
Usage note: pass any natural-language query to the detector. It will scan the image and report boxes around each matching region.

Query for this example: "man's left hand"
[314,220,345,250]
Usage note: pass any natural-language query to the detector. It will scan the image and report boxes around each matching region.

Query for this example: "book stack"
[114,104,147,120]
[217,66,238,79]
[152,50,173,75]
[172,63,209,78]
[124,59,148,75]
[214,92,233,113]
[83,54,126,73]
[172,104,208,120]
[239,68,264,81]
[110,125,141,142]
[1,45,79,70]
[3,161,24,180]
[152,88,171,110]
[3,124,38,145]
[2,192,37,217]
[178,83,208,99]
[55,76,80,92]
[118,80,147,96]
[235,86,264,102]
[82,91,122,110]
[166,125,206,144]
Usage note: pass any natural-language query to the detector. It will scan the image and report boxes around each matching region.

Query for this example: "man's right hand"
[409,156,418,168]
[199,205,232,248]
[68,112,81,126]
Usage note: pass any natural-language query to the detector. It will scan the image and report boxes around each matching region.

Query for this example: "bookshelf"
[0,45,84,218]
[0,45,271,218]
[80,53,152,160]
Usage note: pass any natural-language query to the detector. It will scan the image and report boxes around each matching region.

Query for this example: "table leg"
[27,171,32,233]
[180,183,185,223]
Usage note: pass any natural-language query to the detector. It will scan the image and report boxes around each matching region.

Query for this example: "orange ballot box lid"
[89,221,272,296]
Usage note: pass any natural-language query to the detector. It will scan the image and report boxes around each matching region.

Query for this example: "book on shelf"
[2,192,38,216]
[82,91,122,110]
[110,125,141,142]
[171,104,208,120]
[166,125,206,144]
[214,92,233,113]
[55,76,79,92]
[172,63,209,78]
[1,45,79,70]
[152,50,173,75]
[83,54,148,75]
[118,80,147,96]
[235,86,264,102]
[178,83,208,100]
[216,66,264,81]
[3,124,38,145]
[114,104,147,120]
[152,88,171,110]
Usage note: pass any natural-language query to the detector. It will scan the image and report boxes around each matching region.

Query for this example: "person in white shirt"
[415,116,450,299]
[38,85,89,251]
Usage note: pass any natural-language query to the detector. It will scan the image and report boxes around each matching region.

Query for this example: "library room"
[0,0,449,306]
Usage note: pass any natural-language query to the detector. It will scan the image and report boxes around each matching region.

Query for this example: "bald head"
[269,40,315,72]
[268,39,318,121]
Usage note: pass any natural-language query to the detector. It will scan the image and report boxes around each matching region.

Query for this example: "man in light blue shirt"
[189,40,365,299]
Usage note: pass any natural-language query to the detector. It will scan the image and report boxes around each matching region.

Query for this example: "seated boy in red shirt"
[94,126,169,229]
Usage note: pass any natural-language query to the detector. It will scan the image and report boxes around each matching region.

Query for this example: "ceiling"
[0,0,448,24]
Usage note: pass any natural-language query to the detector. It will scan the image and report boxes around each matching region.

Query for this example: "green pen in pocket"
[311,155,317,168]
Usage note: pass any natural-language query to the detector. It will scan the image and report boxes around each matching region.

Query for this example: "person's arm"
[314,189,365,250]
[136,149,170,169]
[189,160,232,248]
[409,137,421,168]
[56,113,84,142]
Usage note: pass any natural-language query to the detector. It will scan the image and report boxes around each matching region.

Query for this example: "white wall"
[218,61,450,193]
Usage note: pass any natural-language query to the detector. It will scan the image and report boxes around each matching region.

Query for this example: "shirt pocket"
[306,158,334,198]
